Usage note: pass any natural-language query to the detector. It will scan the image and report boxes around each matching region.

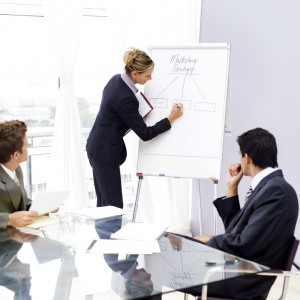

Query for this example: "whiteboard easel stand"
[195,179,203,235]
[132,175,219,237]
[213,179,218,235]
[132,175,143,222]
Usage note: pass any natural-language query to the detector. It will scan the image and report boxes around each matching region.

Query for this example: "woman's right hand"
[168,103,183,124]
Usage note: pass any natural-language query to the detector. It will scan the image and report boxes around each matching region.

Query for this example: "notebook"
[136,91,153,118]
[25,215,60,229]
[29,190,70,215]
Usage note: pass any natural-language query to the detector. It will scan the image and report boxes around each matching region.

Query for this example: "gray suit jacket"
[0,166,31,229]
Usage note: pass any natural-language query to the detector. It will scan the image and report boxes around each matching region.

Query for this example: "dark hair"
[123,47,154,74]
[237,127,278,168]
[125,279,153,299]
[0,120,27,164]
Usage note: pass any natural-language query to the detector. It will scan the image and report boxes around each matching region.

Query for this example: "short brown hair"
[0,120,27,164]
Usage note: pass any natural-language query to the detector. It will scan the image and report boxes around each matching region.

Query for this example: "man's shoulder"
[260,169,298,199]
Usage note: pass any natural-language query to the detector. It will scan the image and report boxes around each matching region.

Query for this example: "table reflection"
[0,228,37,300]
[95,219,154,299]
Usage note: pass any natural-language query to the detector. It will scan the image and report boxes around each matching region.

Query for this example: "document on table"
[70,206,127,221]
[87,239,161,254]
[110,222,168,241]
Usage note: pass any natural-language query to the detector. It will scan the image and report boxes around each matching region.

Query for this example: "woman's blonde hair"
[123,47,154,74]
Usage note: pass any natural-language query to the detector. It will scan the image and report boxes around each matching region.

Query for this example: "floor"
[266,275,300,299]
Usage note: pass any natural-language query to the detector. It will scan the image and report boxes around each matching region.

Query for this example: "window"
[0,1,57,127]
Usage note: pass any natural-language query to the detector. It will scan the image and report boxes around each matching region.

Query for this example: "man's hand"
[167,234,182,251]
[193,235,211,244]
[7,227,38,243]
[226,163,243,197]
[8,211,39,228]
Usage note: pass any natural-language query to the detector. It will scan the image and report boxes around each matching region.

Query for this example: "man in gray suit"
[191,128,299,299]
[0,120,38,229]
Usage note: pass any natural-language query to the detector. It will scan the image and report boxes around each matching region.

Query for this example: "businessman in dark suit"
[0,120,38,229]
[86,48,183,209]
[191,128,299,299]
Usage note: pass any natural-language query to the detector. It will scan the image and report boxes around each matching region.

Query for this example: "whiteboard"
[136,44,230,179]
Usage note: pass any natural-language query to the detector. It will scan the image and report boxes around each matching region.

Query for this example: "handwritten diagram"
[137,45,230,179]
[144,236,225,290]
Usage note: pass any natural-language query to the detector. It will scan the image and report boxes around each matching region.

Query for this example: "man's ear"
[244,153,252,165]
[12,151,19,160]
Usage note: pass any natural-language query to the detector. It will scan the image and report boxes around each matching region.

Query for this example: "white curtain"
[111,0,202,234]
[45,0,88,210]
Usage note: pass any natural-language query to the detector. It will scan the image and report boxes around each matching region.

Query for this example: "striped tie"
[13,173,19,187]
[245,186,253,203]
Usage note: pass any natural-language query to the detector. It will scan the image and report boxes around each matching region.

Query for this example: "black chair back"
[281,237,299,271]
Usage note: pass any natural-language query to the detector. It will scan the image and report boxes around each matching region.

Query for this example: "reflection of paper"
[89,239,160,254]
[71,206,127,220]
[111,222,167,240]
[76,253,115,295]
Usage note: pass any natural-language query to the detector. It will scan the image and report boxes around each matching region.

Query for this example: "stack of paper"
[87,239,160,254]
[70,206,127,221]
[110,222,167,241]
[85,222,166,254]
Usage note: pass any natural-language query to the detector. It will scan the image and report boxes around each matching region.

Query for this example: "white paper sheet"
[87,239,161,254]
[70,206,127,220]
[29,190,70,215]
[110,222,167,241]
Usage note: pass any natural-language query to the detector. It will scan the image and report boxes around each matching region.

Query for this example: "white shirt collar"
[121,72,138,94]
[251,167,278,190]
[0,163,15,180]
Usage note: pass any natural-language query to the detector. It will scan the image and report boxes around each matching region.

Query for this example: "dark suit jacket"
[203,169,299,299]
[0,166,31,229]
[86,74,171,166]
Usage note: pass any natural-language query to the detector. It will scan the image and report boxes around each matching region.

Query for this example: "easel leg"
[195,179,203,235]
[132,176,143,222]
[213,180,218,235]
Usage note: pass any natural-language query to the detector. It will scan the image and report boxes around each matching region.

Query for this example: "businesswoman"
[86,47,183,209]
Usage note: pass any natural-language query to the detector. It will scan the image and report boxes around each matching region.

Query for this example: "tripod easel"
[132,175,219,235]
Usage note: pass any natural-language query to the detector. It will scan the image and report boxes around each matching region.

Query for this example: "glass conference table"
[0,214,269,300]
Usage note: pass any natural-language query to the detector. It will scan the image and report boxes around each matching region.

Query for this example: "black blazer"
[86,74,171,166]
[205,169,299,299]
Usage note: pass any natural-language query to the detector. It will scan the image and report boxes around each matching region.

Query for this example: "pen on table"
[205,259,238,266]
[86,240,97,252]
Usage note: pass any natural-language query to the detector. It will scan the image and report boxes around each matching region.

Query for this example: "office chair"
[183,236,299,300]
[258,236,300,300]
